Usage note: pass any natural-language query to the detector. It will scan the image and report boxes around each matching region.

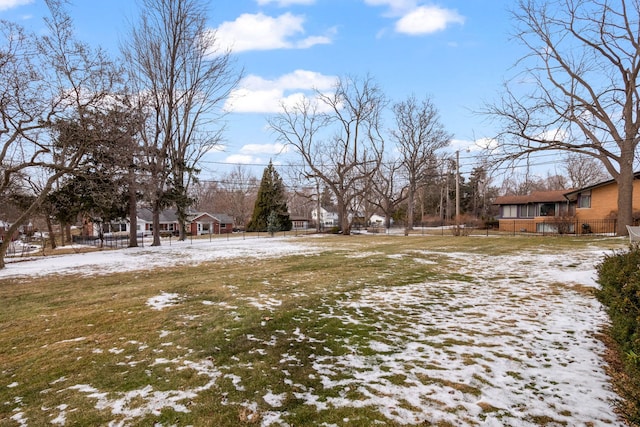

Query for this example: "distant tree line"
[0,0,238,268]
[2,0,633,270]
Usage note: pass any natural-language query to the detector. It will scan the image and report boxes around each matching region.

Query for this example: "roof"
[137,207,178,223]
[137,209,233,224]
[211,213,234,224]
[494,190,573,205]
[563,171,640,199]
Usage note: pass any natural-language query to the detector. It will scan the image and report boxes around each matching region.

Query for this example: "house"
[493,190,576,233]
[564,173,640,232]
[135,208,180,236]
[311,207,339,228]
[494,173,640,234]
[369,214,389,227]
[188,212,234,235]
[84,208,234,237]
[289,215,311,231]
[1,220,35,242]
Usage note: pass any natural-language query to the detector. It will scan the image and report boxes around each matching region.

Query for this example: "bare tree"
[270,75,386,235]
[122,0,240,244]
[485,0,640,235]
[224,165,259,227]
[369,158,407,229]
[392,95,452,231]
[563,153,609,188]
[0,0,117,269]
[192,167,259,228]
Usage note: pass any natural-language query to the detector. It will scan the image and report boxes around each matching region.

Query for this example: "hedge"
[596,246,640,424]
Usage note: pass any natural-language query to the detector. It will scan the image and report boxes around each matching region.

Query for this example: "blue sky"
[1,0,523,179]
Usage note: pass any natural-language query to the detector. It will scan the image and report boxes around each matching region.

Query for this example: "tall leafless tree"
[0,0,117,269]
[270,75,386,235]
[193,165,258,227]
[563,153,609,189]
[485,0,640,235]
[122,0,240,245]
[369,158,407,229]
[391,95,452,231]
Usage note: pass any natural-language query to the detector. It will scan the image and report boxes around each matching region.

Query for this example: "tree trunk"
[406,184,415,232]
[65,224,72,245]
[128,167,138,248]
[616,162,634,236]
[46,215,57,250]
[337,199,350,235]
[152,205,161,246]
[177,208,187,241]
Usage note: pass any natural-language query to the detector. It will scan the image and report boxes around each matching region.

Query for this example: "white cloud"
[215,12,332,53]
[224,154,261,165]
[536,128,568,143]
[0,0,32,11]
[224,69,337,113]
[240,143,289,155]
[223,154,284,165]
[451,138,498,153]
[256,0,315,6]
[395,6,465,35]
[364,1,465,35]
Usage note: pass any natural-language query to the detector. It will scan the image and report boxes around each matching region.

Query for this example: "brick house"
[187,212,234,235]
[494,190,575,233]
[494,173,640,234]
[563,173,640,229]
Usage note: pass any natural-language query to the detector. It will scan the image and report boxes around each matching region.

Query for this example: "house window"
[539,203,556,216]
[502,205,517,218]
[221,223,226,228]
[578,191,591,208]
[519,204,536,218]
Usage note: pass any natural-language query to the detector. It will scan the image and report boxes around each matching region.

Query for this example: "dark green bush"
[596,246,640,356]
[596,245,640,424]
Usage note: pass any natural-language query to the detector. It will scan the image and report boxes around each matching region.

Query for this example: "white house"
[311,207,339,227]
[369,214,389,227]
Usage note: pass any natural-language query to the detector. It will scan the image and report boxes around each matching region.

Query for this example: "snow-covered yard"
[0,236,627,426]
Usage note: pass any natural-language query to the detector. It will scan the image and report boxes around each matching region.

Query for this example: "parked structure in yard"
[494,173,640,234]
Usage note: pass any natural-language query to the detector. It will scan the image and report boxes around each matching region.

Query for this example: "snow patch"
[146,292,181,310]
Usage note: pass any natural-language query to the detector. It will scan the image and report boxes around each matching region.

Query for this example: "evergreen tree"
[247,161,292,232]
[266,210,281,237]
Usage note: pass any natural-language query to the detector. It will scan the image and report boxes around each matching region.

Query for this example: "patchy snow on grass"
[0,236,627,425]
[263,390,287,407]
[146,292,182,310]
[0,236,321,279]
[288,248,621,425]
[68,359,221,423]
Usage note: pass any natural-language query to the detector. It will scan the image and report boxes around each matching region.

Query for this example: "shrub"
[596,246,640,424]
[596,247,640,354]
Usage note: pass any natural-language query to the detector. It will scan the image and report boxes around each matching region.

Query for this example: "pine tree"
[247,161,292,232]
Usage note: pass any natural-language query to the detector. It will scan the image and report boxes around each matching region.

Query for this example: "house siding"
[574,179,640,221]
